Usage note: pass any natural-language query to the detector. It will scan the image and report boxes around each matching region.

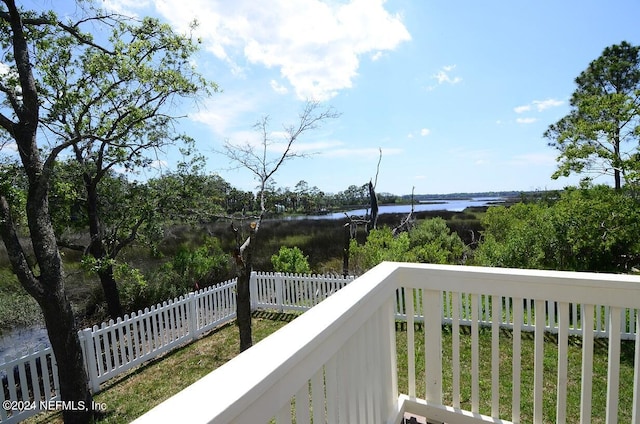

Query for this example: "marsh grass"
[0,270,43,333]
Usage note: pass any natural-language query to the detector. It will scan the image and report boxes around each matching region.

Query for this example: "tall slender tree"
[545,41,640,189]
[0,2,212,421]
[222,100,339,351]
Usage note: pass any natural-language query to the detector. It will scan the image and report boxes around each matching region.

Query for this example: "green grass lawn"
[396,325,636,424]
[25,314,636,423]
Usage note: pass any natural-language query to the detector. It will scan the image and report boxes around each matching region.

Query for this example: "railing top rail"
[395,262,640,308]
[132,262,398,424]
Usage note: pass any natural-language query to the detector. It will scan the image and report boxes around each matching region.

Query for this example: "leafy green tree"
[349,219,466,274]
[37,12,214,319]
[0,2,101,420]
[552,185,640,271]
[271,246,312,274]
[349,227,410,274]
[169,237,230,288]
[0,3,212,420]
[544,41,640,189]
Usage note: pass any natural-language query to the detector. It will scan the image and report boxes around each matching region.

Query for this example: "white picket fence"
[2,270,639,423]
[0,272,351,424]
[251,271,354,312]
[394,290,639,340]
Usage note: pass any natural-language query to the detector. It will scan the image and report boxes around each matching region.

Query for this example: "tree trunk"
[26,189,95,424]
[39,286,94,423]
[343,223,350,277]
[85,177,123,319]
[97,264,123,319]
[0,191,94,424]
[236,264,253,352]
[614,132,622,190]
[0,3,94,421]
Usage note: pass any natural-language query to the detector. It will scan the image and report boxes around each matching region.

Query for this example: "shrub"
[474,185,640,272]
[349,219,467,274]
[271,246,311,274]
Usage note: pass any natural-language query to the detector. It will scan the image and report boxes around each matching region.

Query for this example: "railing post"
[250,271,258,311]
[423,289,443,404]
[81,328,100,393]
[188,292,197,340]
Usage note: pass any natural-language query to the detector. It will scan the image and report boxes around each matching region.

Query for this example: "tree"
[545,41,640,189]
[222,100,339,351]
[0,2,94,421]
[407,218,466,264]
[349,227,410,274]
[551,185,640,271]
[474,185,640,272]
[37,13,213,319]
[0,3,211,421]
[474,202,559,270]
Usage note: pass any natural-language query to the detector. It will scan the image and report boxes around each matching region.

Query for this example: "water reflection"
[0,326,49,361]
[283,197,504,220]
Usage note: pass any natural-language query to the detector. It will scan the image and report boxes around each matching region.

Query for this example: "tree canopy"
[474,185,640,272]
[545,41,640,189]
[0,2,213,420]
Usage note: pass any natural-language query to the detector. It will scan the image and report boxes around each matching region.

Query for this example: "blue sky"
[100,1,640,194]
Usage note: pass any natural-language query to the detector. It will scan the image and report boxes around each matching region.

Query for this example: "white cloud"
[516,117,537,124]
[515,98,563,114]
[101,0,152,15]
[189,92,258,135]
[270,79,288,95]
[408,128,430,138]
[532,98,563,111]
[431,64,462,86]
[510,153,556,166]
[126,0,411,101]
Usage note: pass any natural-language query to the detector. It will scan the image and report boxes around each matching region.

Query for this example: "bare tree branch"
[373,147,382,189]
[220,99,340,351]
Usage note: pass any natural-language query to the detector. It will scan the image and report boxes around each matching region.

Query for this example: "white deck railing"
[134,262,640,424]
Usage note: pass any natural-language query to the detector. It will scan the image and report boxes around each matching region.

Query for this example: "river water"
[284,197,504,220]
[0,325,49,363]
